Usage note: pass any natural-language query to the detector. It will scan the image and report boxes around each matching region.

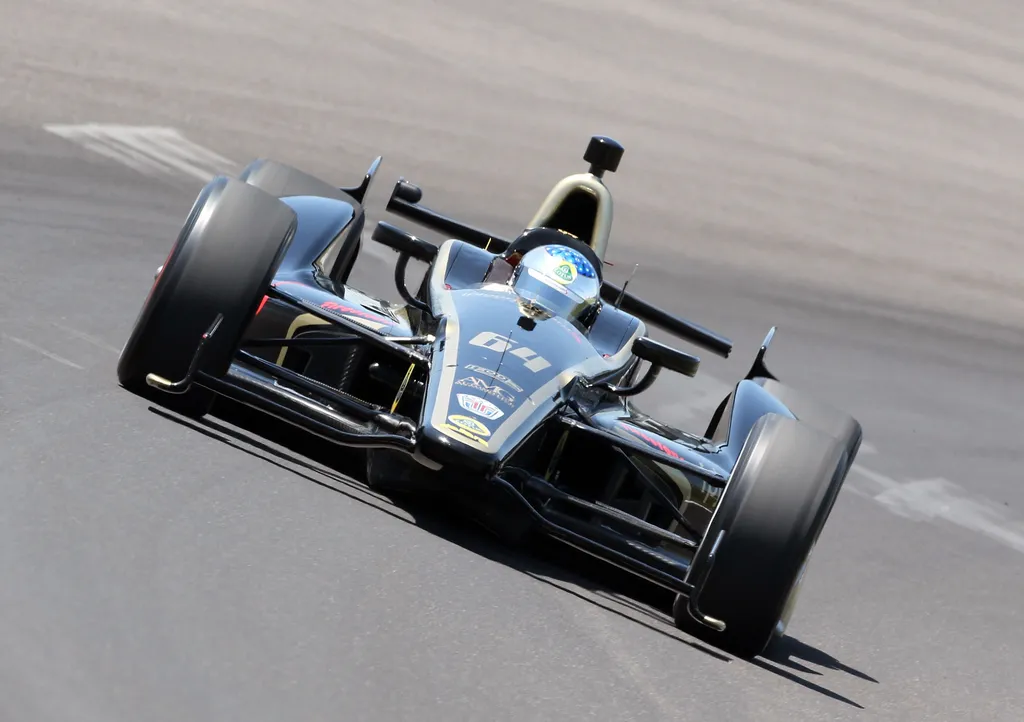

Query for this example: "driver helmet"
[508,243,601,324]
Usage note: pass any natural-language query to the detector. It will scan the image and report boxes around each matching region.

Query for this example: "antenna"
[615,263,639,307]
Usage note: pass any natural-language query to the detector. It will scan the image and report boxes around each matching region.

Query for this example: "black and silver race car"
[116,135,862,659]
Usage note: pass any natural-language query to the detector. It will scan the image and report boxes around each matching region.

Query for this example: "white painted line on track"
[851,465,1024,554]
[40,123,416,262]
[49,321,121,354]
[42,123,238,181]
[3,334,85,370]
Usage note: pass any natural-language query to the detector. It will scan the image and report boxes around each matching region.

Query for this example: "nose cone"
[415,284,604,472]
[416,419,502,473]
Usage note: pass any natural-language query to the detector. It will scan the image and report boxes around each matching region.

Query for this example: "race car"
[116,135,863,659]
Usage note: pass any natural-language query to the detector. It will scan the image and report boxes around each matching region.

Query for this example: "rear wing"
[383,179,733,358]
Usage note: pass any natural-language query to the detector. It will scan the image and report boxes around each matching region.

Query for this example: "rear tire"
[116,176,297,418]
[673,413,849,659]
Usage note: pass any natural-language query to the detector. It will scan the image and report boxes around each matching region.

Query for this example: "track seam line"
[3,333,85,370]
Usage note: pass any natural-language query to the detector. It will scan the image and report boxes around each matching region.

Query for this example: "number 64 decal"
[468,331,551,372]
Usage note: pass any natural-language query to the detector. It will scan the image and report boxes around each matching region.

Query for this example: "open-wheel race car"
[116,135,863,659]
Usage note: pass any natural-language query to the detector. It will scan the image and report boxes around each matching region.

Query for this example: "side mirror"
[371,221,438,263]
[390,179,423,204]
[632,336,700,378]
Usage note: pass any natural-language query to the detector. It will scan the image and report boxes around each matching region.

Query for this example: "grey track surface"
[1,1,1023,720]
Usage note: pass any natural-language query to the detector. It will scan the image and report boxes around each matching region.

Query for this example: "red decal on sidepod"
[622,425,682,460]
[320,301,392,326]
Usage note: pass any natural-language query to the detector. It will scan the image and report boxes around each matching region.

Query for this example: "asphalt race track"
[2,1,1023,720]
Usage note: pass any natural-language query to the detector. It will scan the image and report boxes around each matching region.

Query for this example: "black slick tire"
[753,377,863,478]
[673,413,849,659]
[753,378,863,540]
[116,175,297,418]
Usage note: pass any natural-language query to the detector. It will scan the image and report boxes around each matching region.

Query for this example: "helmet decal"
[552,261,577,284]
[544,246,596,279]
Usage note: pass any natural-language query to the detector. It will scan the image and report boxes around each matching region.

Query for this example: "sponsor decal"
[469,331,551,372]
[317,300,392,331]
[455,376,516,406]
[447,414,491,438]
[464,364,524,393]
[457,393,504,420]
[620,425,712,470]
[442,423,489,447]
[320,301,389,322]
[552,261,577,284]
[622,424,681,460]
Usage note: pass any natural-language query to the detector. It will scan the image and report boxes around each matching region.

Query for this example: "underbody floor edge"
[395,461,698,597]
[490,473,695,596]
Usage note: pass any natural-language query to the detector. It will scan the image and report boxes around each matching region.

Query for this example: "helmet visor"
[512,266,590,319]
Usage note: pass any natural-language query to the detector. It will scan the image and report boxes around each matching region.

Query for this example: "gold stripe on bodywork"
[276,313,331,366]
[274,305,386,367]
[391,363,416,414]
[428,241,463,437]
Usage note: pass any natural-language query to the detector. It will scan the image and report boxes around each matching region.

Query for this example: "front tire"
[116,176,297,418]
[673,413,849,659]
[751,378,863,635]
[753,377,863,478]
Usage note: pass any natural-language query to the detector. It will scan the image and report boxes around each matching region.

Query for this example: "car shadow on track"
[752,641,877,708]
[148,401,876,708]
